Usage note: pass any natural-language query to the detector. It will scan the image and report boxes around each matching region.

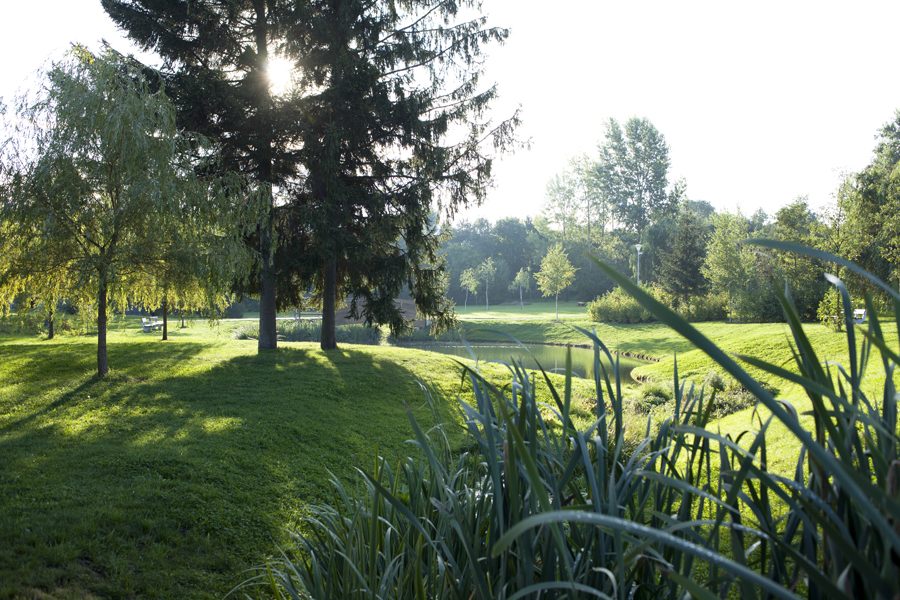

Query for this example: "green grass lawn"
[1,312,896,597]
[0,321,599,598]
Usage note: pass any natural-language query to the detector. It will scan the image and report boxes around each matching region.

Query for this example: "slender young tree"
[535,244,577,320]
[460,268,479,309]
[509,267,532,308]
[286,0,518,350]
[103,0,303,352]
[477,258,497,310]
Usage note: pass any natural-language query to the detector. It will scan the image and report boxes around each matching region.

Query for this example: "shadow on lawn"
[0,345,443,599]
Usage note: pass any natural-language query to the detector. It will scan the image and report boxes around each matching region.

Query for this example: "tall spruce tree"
[102,0,303,351]
[285,0,517,350]
[659,206,709,306]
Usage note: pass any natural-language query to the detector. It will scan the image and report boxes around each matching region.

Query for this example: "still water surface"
[405,343,646,383]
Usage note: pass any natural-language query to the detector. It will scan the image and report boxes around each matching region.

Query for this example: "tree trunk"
[321,255,338,351]
[47,309,55,340]
[161,297,168,341]
[519,286,523,308]
[464,290,468,309]
[555,293,559,321]
[180,312,186,329]
[485,282,489,310]
[253,2,278,352]
[257,206,278,351]
[97,277,109,378]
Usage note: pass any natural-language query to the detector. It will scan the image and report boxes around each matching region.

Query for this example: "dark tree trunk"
[257,198,278,351]
[180,311,186,329]
[320,255,338,350]
[47,310,55,340]
[161,298,168,341]
[97,277,108,378]
[464,290,468,309]
[253,0,278,352]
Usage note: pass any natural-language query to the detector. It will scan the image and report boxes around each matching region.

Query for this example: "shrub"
[678,292,727,321]
[248,248,900,599]
[233,320,382,344]
[636,381,671,412]
[587,285,653,323]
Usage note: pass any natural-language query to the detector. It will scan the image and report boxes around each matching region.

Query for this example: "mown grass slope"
[0,323,597,598]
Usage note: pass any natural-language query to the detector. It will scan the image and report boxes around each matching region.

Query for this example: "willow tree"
[288,0,518,350]
[0,47,246,376]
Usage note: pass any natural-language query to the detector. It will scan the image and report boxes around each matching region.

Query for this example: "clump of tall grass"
[244,244,899,599]
[233,320,382,345]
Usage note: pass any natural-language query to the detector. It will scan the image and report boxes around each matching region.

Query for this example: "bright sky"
[2,1,898,223]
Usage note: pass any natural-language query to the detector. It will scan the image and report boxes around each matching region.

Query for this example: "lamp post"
[635,244,643,286]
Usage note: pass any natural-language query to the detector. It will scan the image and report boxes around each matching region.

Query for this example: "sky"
[2,1,898,223]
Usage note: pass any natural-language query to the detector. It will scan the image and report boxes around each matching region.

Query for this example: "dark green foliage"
[258,247,900,599]
[102,0,303,351]
[284,0,516,348]
[659,205,710,305]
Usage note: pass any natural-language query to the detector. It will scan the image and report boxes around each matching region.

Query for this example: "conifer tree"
[102,0,303,351]
[659,207,709,307]
[288,0,518,349]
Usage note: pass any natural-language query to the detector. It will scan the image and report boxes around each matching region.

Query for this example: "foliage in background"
[255,247,899,599]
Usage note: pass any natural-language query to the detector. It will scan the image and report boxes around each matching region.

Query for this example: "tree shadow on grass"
[0,345,448,599]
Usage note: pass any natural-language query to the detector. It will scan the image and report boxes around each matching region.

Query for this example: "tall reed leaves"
[248,245,899,599]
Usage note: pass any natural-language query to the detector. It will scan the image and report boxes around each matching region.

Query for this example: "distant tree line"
[442,112,900,324]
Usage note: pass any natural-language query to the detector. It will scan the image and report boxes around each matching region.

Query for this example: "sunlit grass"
[0,321,599,598]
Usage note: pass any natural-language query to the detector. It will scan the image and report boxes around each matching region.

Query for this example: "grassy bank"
[0,324,599,598]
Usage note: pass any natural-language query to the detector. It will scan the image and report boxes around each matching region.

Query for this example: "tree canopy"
[535,244,577,319]
[0,47,247,376]
[593,117,673,235]
[284,0,517,349]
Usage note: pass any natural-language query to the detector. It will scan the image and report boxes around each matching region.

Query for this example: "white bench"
[853,308,866,324]
[141,317,164,333]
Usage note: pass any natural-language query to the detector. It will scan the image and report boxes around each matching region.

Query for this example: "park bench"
[853,308,867,324]
[141,317,163,333]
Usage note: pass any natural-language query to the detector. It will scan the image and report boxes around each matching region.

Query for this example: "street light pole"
[635,244,643,286]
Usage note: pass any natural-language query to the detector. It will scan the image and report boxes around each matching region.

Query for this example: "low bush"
[677,292,727,321]
[589,286,725,324]
[233,320,383,344]
[247,247,899,599]
[635,381,671,412]
[587,285,653,323]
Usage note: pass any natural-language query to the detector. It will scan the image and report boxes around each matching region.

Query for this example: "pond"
[403,342,648,384]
